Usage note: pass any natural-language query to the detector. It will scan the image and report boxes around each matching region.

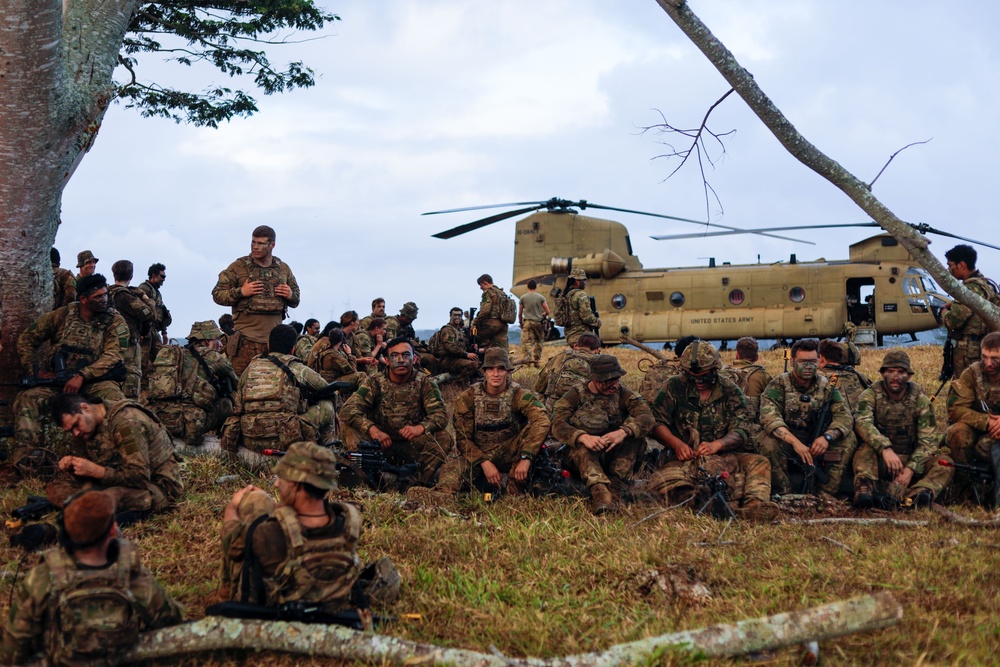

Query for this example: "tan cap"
[274,441,339,490]
[76,250,99,268]
[482,348,513,370]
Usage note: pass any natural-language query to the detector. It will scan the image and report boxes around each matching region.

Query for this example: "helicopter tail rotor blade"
[432,206,542,239]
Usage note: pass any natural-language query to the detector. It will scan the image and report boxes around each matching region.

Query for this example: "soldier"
[945,330,1000,506]
[647,341,777,520]
[212,225,301,377]
[353,317,388,375]
[75,250,98,280]
[852,350,953,509]
[358,297,386,331]
[535,332,600,413]
[638,335,696,404]
[340,337,453,486]
[518,279,550,366]
[757,338,856,497]
[551,354,654,514]
[221,324,336,454]
[12,274,128,473]
[136,263,172,388]
[729,336,772,426]
[473,274,512,350]
[0,490,183,666]
[50,247,76,310]
[109,259,157,399]
[818,338,871,412]
[314,328,365,391]
[293,318,321,361]
[386,301,418,341]
[408,349,550,504]
[424,307,480,380]
[340,310,360,351]
[146,321,238,447]
[48,393,184,512]
[560,267,601,347]
[942,244,999,378]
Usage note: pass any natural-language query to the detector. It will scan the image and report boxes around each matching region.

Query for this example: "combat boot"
[853,480,874,509]
[405,486,456,508]
[589,483,613,515]
[735,498,780,523]
[990,444,1000,509]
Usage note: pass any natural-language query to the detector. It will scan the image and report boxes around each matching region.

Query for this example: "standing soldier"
[473,274,514,350]
[757,338,857,497]
[518,279,550,366]
[535,332,600,413]
[945,331,1000,507]
[340,337,453,486]
[818,338,871,413]
[424,307,480,381]
[136,263,171,382]
[212,225,301,377]
[11,275,128,474]
[146,321,238,447]
[647,341,777,520]
[0,490,183,666]
[552,354,654,514]
[853,350,953,509]
[109,260,157,399]
[942,244,999,378]
[408,348,550,504]
[75,250,98,280]
[561,268,601,347]
[50,247,76,310]
[385,302,418,341]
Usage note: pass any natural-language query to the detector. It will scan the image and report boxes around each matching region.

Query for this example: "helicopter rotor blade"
[651,223,882,242]
[431,206,542,239]
[908,223,1000,252]
[423,201,551,216]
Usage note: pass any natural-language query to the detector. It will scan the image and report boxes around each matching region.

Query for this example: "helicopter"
[426,198,999,346]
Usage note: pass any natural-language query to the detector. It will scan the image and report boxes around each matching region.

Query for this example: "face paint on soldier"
[590,378,620,396]
[80,287,110,315]
[387,343,414,380]
[881,367,911,396]
[150,270,165,287]
[450,310,464,327]
[982,347,1000,381]
[791,350,819,384]
[483,366,509,394]
[58,403,102,440]
[250,236,274,262]
[79,259,97,277]
[274,476,298,507]
[686,368,717,392]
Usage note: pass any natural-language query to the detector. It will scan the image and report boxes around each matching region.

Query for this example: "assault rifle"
[464,307,483,361]
[527,443,579,497]
[932,337,955,403]
[0,353,126,390]
[588,295,601,333]
[205,600,390,631]
[341,441,419,492]
[6,495,56,530]
[305,380,352,404]
[794,373,840,494]
[938,458,994,506]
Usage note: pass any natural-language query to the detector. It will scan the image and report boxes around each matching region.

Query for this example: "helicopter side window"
[788,287,806,303]
[611,294,626,309]
[728,289,745,305]
[669,291,685,307]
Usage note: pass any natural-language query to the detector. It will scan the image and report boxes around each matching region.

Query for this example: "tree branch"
[868,139,932,189]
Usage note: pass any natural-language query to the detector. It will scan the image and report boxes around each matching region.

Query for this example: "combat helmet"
[879,349,913,374]
[679,339,722,373]
[187,320,223,341]
[399,302,419,319]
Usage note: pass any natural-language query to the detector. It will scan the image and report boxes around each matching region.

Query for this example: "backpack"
[498,290,517,324]
[427,329,445,357]
[44,543,143,666]
[552,290,573,327]
[147,345,186,400]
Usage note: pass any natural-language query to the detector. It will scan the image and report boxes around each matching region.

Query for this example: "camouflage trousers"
[149,398,233,446]
[520,320,545,363]
[222,400,336,454]
[230,338,269,379]
[476,319,509,350]
[853,446,954,501]
[417,352,439,374]
[437,356,479,380]
[951,338,981,381]
[567,436,644,488]
[140,333,163,389]
[436,436,522,494]
[944,422,996,463]
[647,453,772,504]
[122,343,142,399]
[45,455,183,511]
[564,325,596,347]
[12,381,125,467]
[756,431,857,496]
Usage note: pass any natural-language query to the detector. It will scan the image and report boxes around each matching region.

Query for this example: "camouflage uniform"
[46,399,184,511]
[647,374,771,505]
[563,287,601,347]
[820,364,872,413]
[293,333,318,362]
[316,344,365,391]
[108,284,156,399]
[135,278,171,384]
[52,266,76,310]
[535,348,596,413]
[854,381,952,501]
[473,286,510,350]
[638,358,682,404]
[427,322,478,379]
[435,380,550,493]
[351,330,381,375]
[0,539,182,665]
[945,362,1000,464]
[13,304,128,466]
[306,335,331,371]
[211,255,300,377]
[551,380,654,490]
[757,372,857,495]
[386,302,418,341]
[943,271,998,377]
[519,290,548,363]
[340,370,453,486]
[729,358,771,441]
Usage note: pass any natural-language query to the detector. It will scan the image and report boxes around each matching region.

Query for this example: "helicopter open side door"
[846,277,876,327]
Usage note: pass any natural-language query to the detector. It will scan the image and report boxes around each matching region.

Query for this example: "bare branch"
[868,138,932,189]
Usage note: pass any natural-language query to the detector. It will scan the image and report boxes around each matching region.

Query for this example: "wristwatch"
[823,433,834,443]
[519,453,534,461]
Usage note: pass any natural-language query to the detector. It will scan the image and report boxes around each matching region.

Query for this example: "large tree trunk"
[653,0,1000,331]
[0,0,138,399]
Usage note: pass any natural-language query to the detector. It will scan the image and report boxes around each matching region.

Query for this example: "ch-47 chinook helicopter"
[426,198,1000,346]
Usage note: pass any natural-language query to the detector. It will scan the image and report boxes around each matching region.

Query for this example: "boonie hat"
[274,441,339,490]
[569,267,587,280]
[188,320,223,341]
[590,354,626,381]
[76,250,99,268]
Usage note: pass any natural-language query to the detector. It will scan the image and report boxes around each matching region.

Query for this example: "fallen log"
[931,503,1000,528]
[114,592,901,666]
[785,517,928,527]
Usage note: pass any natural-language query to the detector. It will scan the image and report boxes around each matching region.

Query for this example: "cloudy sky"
[59,0,1000,337]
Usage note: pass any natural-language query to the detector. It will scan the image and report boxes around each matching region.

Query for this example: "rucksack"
[552,290,573,327]
[498,290,517,324]
[147,345,186,400]
[427,329,445,357]
[44,543,143,666]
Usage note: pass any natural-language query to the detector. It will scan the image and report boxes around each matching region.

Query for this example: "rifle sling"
[189,344,227,396]
[266,355,313,402]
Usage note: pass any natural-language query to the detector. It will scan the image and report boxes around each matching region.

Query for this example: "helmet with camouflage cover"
[482,348,513,370]
[679,339,722,373]
[879,349,913,374]
[273,441,339,490]
[569,267,587,281]
[399,302,418,319]
[187,320,223,341]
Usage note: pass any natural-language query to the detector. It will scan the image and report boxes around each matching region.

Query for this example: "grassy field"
[2,343,998,666]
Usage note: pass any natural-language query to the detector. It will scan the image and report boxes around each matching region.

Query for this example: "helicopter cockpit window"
[728,289,745,305]
[789,287,806,303]
[908,267,940,294]
[611,294,626,310]
[669,291,685,307]
[903,277,922,295]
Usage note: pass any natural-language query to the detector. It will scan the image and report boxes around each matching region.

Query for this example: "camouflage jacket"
[307,336,332,372]
[0,539,182,665]
[856,381,938,474]
[234,353,329,417]
[759,372,854,442]
[552,382,654,446]
[136,280,171,333]
[474,285,506,324]
[108,284,156,346]
[340,370,448,441]
[52,266,76,310]
[293,334,317,362]
[942,271,997,339]
[385,316,415,341]
[453,380,550,464]
[566,288,600,331]
[820,364,871,412]
[946,362,1000,432]
[639,358,682,404]
[651,375,750,449]
[17,304,129,380]
[211,256,300,343]
[432,323,468,358]
[536,349,595,407]
[317,345,364,389]
[728,359,771,420]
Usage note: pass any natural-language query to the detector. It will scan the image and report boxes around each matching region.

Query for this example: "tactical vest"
[471,382,523,454]
[776,373,832,440]
[546,352,593,405]
[962,275,1000,337]
[269,504,362,609]
[103,400,175,470]
[567,385,624,435]
[732,363,766,419]
[567,290,590,329]
[55,306,117,372]
[237,256,289,315]
[870,382,921,456]
[970,363,1000,413]
[107,284,144,345]
[240,356,305,447]
[371,373,426,438]
[43,541,142,667]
